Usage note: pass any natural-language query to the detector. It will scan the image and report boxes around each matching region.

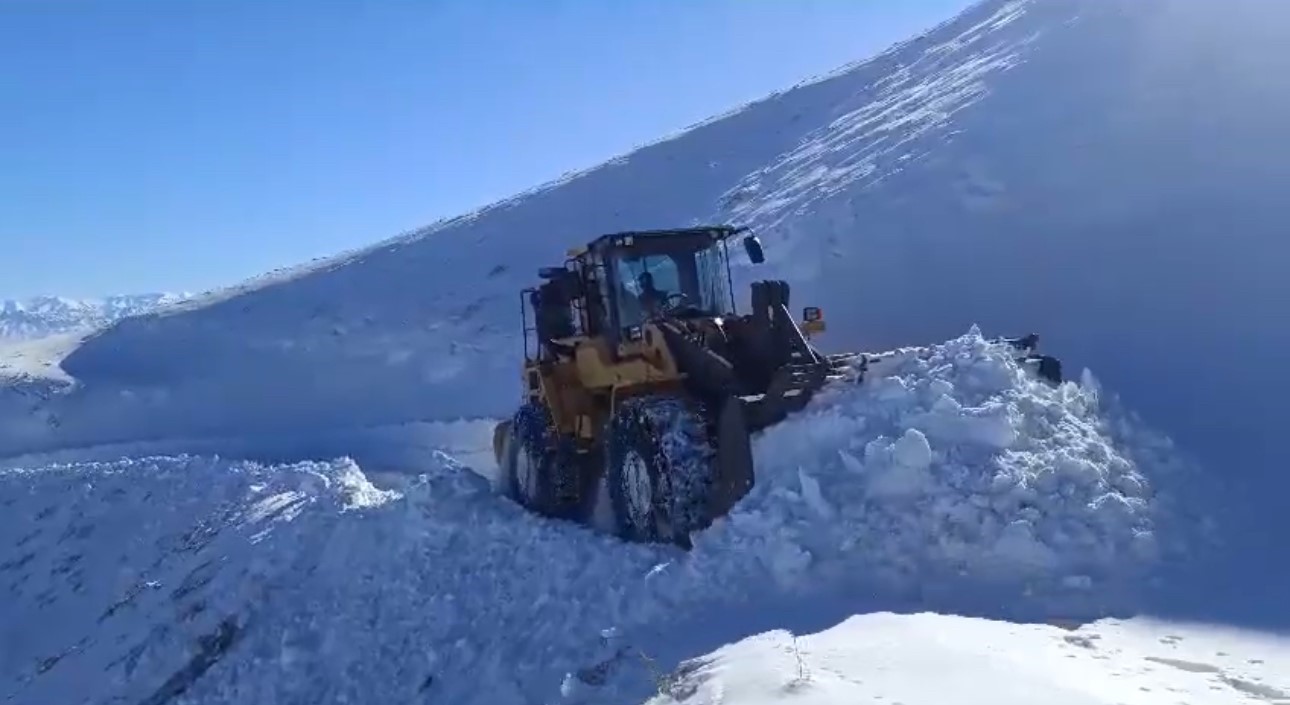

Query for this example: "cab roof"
[582,224,743,251]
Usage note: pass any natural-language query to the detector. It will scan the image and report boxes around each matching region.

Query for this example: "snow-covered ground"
[3,0,1289,702]
[0,334,1229,704]
[642,612,1290,705]
[0,332,83,383]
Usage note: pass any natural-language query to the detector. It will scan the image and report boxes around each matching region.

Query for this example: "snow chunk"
[892,428,933,469]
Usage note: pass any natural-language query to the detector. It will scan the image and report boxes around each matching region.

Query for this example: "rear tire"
[501,402,580,519]
[604,396,717,548]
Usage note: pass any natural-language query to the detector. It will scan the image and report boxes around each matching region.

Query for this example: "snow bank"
[0,333,1198,705]
[0,456,398,705]
[673,330,1180,620]
[642,611,1290,705]
[0,452,673,705]
[0,416,500,477]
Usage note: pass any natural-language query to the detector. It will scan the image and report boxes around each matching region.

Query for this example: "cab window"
[614,253,683,327]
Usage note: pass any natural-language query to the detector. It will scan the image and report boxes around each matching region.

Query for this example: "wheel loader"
[493,225,1061,547]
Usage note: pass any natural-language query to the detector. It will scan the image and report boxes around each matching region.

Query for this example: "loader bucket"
[708,395,755,519]
[741,355,854,432]
[705,354,851,519]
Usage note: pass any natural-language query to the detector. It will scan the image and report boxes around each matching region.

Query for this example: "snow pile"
[0,455,397,705]
[0,452,674,705]
[0,330,1197,703]
[642,611,1290,705]
[681,330,1170,618]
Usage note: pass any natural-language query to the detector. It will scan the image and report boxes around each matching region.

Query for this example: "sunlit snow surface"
[1,332,1204,704]
[687,332,1189,612]
[642,612,1290,705]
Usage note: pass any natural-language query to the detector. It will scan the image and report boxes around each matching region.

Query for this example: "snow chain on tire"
[604,396,718,547]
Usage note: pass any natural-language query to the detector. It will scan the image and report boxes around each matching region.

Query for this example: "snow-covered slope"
[0,294,192,341]
[1,0,1283,619]
[0,335,1221,704]
[2,0,1286,489]
[2,0,1286,701]
[643,612,1290,705]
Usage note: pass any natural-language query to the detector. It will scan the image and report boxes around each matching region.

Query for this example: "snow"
[0,333,1213,704]
[0,332,83,384]
[2,0,1289,701]
[0,456,402,704]
[643,612,1290,705]
[0,0,1283,534]
[0,0,1119,458]
[678,332,1191,621]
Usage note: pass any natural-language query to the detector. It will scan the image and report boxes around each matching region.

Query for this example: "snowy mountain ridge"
[0,293,192,340]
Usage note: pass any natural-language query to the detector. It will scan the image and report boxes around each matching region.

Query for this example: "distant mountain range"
[0,293,193,340]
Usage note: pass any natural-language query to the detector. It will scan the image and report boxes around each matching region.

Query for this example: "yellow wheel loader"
[493,226,1061,547]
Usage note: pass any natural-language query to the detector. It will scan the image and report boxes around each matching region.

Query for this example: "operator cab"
[590,226,758,336]
[610,240,729,326]
[523,225,764,362]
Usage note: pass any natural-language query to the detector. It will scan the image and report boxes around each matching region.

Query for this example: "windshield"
[613,242,733,328]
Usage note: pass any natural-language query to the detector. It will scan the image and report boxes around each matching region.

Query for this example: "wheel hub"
[514,448,539,505]
[622,450,653,527]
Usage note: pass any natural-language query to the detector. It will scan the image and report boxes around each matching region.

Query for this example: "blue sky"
[1,0,972,298]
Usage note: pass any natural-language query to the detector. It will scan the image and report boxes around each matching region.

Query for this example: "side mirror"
[742,235,766,264]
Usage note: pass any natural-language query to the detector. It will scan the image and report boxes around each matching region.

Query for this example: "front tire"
[501,402,580,519]
[604,396,717,548]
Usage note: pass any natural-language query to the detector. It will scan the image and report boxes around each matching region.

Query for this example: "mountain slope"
[3,1,1286,701]
[0,294,191,341]
[0,0,1076,453]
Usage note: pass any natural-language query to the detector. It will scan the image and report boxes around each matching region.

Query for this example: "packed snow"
[0,333,1216,704]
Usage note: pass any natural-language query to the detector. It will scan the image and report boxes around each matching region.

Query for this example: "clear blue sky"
[1,0,973,298]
